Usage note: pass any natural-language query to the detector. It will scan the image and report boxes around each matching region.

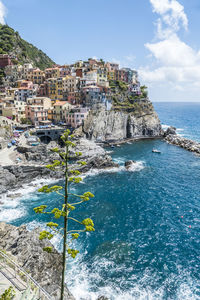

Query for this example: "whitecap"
[161,124,170,130]
[113,157,126,165]
[81,161,145,179]
[0,208,25,222]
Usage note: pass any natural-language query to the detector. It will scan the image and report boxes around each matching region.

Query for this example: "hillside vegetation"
[0,25,55,69]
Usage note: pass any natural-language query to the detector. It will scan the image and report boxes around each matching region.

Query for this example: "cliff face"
[82,101,162,142]
[0,222,75,300]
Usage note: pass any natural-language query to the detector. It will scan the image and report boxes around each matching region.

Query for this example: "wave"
[161,124,170,130]
[7,177,61,199]
[0,207,25,222]
[0,177,61,223]
[81,161,145,179]
[67,254,200,300]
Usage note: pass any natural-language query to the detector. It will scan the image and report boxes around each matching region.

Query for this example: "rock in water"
[164,126,177,136]
[125,160,136,169]
[164,135,200,154]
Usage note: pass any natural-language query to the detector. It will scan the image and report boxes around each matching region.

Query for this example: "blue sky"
[1,0,200,102]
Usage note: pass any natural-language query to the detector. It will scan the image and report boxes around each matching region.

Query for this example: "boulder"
[125,160,136,169]
[164,126,177,136]
[0,166,16,194]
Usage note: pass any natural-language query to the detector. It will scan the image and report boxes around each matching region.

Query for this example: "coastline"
[1,129,200,198]
[164,133,200,155]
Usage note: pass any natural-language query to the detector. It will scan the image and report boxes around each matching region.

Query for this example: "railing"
[0,249,52,300]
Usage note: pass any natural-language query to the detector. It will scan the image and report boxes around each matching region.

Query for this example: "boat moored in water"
[152,149,161,153]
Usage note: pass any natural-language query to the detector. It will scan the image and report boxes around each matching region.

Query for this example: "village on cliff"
[0,54,142,130]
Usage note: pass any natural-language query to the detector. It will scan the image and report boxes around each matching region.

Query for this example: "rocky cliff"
[82,101,162,142]
[0,222,75,299]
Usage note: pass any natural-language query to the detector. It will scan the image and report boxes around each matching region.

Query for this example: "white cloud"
[150,0,188,38]
[0,1,6,25]
[139,0,200,100]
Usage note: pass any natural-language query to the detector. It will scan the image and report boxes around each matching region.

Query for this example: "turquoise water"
[154,102,200,142]
[1,102,200,300]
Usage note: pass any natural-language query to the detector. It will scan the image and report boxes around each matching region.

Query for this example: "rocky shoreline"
[1,126,200,300]
[164,127,200,155]
[0,138,118,196]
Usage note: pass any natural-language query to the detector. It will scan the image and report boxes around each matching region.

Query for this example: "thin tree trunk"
[61,144,68,300]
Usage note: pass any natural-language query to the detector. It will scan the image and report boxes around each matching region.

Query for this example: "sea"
[1,102,200,300]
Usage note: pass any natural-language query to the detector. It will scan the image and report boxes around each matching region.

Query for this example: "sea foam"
[81,161,145,179]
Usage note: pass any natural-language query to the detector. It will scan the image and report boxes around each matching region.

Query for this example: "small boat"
[152,149,161,153]
[111,145,115,148]
[116,144,121,147]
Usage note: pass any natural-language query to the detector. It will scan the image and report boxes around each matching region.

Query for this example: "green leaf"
[47,222,59,228]
[51,147,59,153]
[71,233,79,239]
[39,230,54,240]
[67,248,79,258]
[34,205,47,213]
[78,161,87,166]
[43,247,53,253]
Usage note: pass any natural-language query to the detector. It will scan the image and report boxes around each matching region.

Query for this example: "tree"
[34,130,95,300]
[20,118,32,125]
[0,286,15,300]
[140,85,148,98]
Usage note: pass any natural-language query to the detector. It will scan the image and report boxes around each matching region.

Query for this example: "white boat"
[152,149,161,153]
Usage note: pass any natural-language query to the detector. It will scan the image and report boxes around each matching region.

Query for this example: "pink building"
[106,62,119,72]
[25,97,51,126]
[25,105,48,126]
[64,106,89,128]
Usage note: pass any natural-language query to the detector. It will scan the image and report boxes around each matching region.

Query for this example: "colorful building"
[14,87,36,102]
[53,101,68,123]
[64,106,89,128]
[25,105,48,126]
[0,54,12,68]
[45,67,60,79]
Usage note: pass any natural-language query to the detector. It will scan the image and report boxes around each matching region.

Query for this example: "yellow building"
[45,67,60,79]
[97,68,109,87]
[62,76,77,93]
[47,78,58,100]
[28,69,45,84]
[53,101,68,123]
[57,77,64,100]
[107,71,115,81]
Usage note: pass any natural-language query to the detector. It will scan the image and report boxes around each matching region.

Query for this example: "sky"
[1,0,200,102]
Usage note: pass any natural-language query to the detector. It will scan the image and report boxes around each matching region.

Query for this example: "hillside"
[0,25,55,70]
